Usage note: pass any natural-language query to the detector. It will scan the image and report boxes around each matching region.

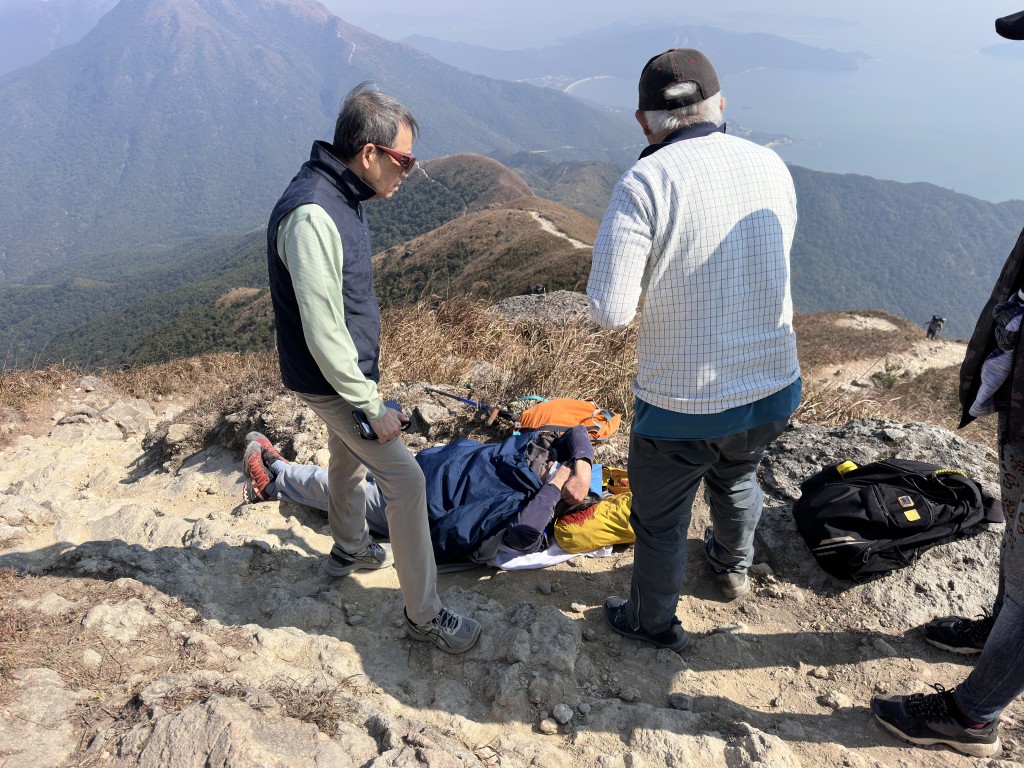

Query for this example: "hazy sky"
[320,0,1024,202]
[323,0,1015,51]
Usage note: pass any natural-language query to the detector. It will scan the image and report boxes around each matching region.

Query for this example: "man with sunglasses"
[265,82,482,654]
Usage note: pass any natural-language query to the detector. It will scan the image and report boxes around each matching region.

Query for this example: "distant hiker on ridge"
[587,48,801,653]
[926,314,946,339]
[870,8,1024,759]
[264,82,481,654]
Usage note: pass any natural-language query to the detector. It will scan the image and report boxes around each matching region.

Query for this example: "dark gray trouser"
[985,411,1024,618]
[623,418,789,635]
[954,413,1024,721]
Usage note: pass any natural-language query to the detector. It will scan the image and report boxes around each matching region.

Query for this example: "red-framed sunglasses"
[372,144,416,171]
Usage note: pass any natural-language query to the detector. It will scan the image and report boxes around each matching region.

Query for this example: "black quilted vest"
[267,141,381,394]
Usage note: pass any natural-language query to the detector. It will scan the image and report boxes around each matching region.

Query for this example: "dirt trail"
[528,211,591,250]
[802,314,967,392]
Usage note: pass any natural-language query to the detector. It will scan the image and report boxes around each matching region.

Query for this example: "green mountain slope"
[503,155,1024,339]
[7,153,513,368]
[28,233,269,368]
[10,155,1024,369]
[787,167,1024,338]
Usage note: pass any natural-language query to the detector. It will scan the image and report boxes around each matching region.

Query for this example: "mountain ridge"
[0,0,639,280]
[5,153,1024,368]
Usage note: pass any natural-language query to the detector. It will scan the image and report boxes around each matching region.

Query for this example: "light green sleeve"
[276,204,385,420]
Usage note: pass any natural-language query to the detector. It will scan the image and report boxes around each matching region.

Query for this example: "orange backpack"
[515,398,621,442]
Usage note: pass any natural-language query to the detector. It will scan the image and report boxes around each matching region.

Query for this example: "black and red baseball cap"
[996,10,1024,39]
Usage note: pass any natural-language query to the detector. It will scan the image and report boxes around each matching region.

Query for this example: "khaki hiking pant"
[297,392,441,625]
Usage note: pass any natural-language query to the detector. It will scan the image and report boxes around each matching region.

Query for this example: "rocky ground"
[0,336,1021,767]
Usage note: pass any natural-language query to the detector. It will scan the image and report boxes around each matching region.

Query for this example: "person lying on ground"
[242,425,594,568]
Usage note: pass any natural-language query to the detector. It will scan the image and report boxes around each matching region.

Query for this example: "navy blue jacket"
[416,428,593,563]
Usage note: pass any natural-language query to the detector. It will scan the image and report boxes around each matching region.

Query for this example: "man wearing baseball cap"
[869,10,1024,759]
[587,49,801,652]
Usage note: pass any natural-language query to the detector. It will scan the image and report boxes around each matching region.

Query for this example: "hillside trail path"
[0,373,1017,767]
[801,314,968,392]
[527,211,591,250]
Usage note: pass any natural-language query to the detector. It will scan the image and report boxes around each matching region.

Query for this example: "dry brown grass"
[0,353,283,452]
[0,364,85,410]
[787,308,975,432]
[379,297,638,418]
[0,301,985,459]
[793,378,888,426]
[885,365,999,451]
[108,352,280,402]
[0,353,280,412]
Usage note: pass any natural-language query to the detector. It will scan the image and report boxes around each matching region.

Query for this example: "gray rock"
[669,693,693,710]
[81,599,160,642]
[412,403,452,430]
[818,690,853,710]
[78,376,110,392]
[871,637,899,657]
[627,720,727,766]
[1,386,1012,768]
[0,668,91,767]
[724,723,802,768]
[490,291,595,326]
[15,591,76,616]
[165,423,194,446]
[99,400,157,435]
[116,695,351,767]
[552,703,573,724]
[748,561,775,576]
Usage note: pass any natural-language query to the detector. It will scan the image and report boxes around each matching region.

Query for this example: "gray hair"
[332,81,419,161]
[643,81,723,137]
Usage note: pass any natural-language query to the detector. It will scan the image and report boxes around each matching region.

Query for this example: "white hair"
[643,81,723,137]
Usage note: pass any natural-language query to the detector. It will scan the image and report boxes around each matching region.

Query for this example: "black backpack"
[792,458,1002,583]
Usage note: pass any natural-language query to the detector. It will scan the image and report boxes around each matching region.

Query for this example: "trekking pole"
[424,387,516,422]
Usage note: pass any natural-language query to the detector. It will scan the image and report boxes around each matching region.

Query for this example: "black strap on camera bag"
[792,458,1002,583]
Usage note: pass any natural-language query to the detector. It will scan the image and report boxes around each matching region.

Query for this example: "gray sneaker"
[717,571,750,600]
[405,605,482,654]
[324,541,394,577]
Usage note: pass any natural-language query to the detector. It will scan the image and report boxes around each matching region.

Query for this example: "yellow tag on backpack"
[602,466,630,494]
